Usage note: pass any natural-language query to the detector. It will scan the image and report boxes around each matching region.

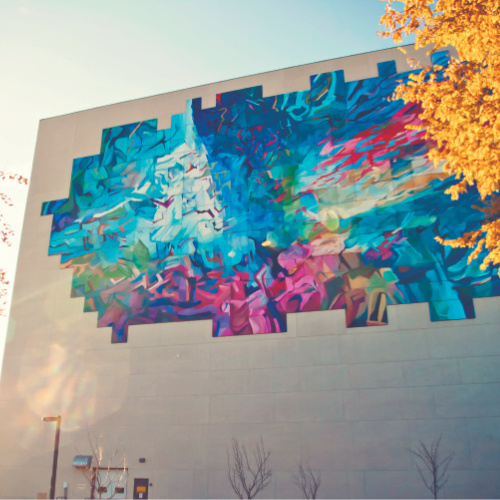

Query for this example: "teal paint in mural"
[42,52,500,342]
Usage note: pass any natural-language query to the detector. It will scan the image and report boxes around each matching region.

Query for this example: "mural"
[42,52,500,342]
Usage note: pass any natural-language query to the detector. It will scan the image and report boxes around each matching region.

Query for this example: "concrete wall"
[1,46,499,499]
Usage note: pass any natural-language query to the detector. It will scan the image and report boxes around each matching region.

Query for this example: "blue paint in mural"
[41,51,500,342]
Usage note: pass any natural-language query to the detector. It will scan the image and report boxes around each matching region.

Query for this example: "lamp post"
[42,415,61,500]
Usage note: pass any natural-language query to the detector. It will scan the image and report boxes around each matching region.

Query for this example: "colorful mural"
[42,52,500,342]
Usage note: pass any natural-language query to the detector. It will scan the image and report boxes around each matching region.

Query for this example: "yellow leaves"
[380,0,500,61]
[379,0,500,272]
[445,179,469,201]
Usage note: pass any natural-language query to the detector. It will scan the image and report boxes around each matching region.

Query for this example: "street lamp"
[42,415,61,500]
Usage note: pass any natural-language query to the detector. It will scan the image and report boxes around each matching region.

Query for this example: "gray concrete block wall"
[4,300,499,499]
[1,46,499,499]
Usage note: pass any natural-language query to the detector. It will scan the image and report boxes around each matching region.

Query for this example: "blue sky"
[0,0,404,367]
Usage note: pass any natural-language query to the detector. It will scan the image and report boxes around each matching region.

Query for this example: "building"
[1,46,500,499]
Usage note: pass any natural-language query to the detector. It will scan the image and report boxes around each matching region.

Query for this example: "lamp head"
[41,416,60,422]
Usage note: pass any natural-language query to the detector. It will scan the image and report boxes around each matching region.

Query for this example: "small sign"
[77,483,86,490]
[133,477,149,500]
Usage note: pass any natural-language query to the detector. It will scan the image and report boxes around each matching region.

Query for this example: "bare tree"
[409,435,455,499]
[292,461,321,499]
[227,436,272,499]
[79,431,127,499]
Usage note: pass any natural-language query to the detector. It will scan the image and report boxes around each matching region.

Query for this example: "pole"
[49,416,61,500]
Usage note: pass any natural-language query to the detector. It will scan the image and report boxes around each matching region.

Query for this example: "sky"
[0,0,404,370]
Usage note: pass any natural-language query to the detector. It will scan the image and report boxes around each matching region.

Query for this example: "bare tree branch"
[78,430,127,499]
[409,435,455,499]
[227,436,272,499]
[292,461,321,499]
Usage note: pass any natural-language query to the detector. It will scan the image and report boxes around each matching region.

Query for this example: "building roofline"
[40,43,413,121]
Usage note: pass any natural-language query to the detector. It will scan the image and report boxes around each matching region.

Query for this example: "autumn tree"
[0,171,28,315]
[379,0,500,273]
